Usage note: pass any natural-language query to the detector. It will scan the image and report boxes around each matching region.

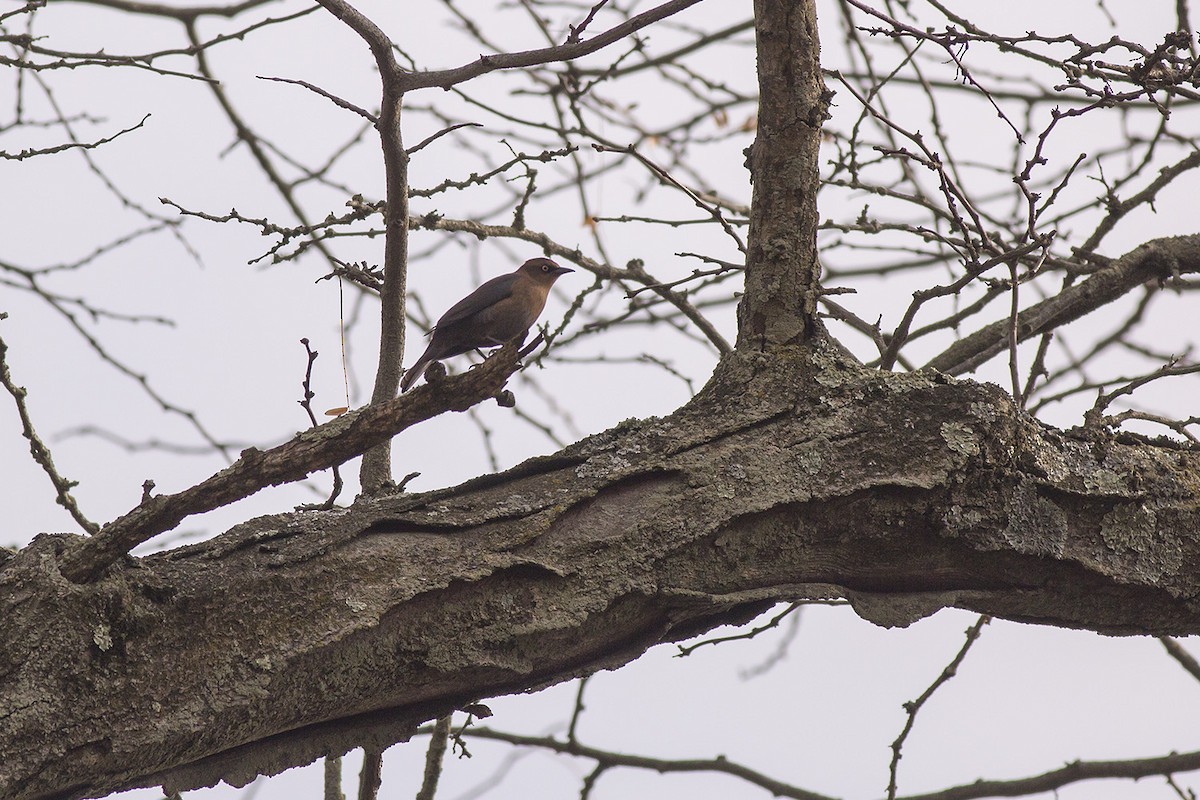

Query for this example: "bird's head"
[519,257,573,285]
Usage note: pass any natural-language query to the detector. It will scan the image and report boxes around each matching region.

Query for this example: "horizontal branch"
[70,0,273,18]
[900,750,1200,800]
[57,343,528,583]
[0,114,149,161]
[6,344,1200,800]
[433,726,836,800]
[429,725,1200,800]
[396,0,705,91]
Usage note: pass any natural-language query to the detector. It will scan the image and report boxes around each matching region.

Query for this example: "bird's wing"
[433,273,518,329]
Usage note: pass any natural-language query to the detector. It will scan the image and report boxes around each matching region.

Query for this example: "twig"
[1006,260,1022,401]
[395,0,705,91]
[591,141,747,252]
[1160,637,1200,683]
[407,122,482,155]
[1085,359,1200,427]
[0,322,99,535]
[297,339,343,509]
[1020,333,1053,408]
[896,749,1200,800]
[676,602,805,657]
[0,113,150,161]
[887,615,990,800]
[1095,410,1200,444]
[567,677,590,744]
[430,726,839,800]
[566,0,609,44]
[256,75,377,123]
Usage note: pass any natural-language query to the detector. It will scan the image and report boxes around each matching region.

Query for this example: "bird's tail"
[400,353,432,392]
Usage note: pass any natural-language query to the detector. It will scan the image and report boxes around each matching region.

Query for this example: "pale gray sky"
[3,1,1199,798]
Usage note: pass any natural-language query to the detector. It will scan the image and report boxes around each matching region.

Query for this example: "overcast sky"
[4,1,1200,799]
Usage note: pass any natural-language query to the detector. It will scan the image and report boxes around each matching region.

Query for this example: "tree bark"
[6,3,1200,800]
[738,0,829,349]
[4,342,1200,800]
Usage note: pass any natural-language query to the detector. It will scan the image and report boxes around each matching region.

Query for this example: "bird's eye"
[542,264,550,272]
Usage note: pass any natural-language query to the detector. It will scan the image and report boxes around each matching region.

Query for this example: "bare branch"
[324,756,345,800]
[58,342,530,582]
[356,747,383,800]
[396,0,705,92]
[898,751,1200,800]
[0,324,99,535]
[1160,637,1200,683]
[925,235,1200,375]
[436,726,838,800]
[887,616,990,800]
[256,75,377,124]
[415,716,452,800]
[0,113,149,160]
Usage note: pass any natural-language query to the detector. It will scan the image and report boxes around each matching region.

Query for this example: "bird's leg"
[517,329,547,360]
[468,334,518,368]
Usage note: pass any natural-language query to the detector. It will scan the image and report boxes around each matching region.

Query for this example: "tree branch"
[0,324,99,535]
[925,234,1200,375]
[8,345,1200,800]
[396,0,705,92]
[737,0,829,350]
[433,725,1200,800]
[314,0,410,492]
[57,343,528,583]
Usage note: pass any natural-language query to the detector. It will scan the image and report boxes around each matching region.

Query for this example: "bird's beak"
[551,266,574,276]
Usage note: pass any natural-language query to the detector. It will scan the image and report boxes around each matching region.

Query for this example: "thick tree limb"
[5,343,1200,800]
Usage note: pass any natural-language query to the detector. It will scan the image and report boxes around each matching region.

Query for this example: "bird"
[400,257,573,391]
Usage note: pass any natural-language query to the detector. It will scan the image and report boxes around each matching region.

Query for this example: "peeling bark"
[4,342,1199,800]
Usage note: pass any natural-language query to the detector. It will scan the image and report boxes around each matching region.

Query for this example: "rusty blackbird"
[400,257,573,391]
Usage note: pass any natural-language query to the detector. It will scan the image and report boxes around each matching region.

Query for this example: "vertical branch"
[299,339,344,508]
[1006,262,1022,401]
[415,715,453,800]
[737,0,829,351]
[324,756,346,800]
[360,87,410,492]
[314,0,410,493]
[357,746,384,800]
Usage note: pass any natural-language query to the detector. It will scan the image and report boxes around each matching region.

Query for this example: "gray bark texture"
[5,1,1200,799]
[738,0,827,349]
[4,344,1200,800]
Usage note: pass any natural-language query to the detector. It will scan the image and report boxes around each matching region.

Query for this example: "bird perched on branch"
[400,257,573,392]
